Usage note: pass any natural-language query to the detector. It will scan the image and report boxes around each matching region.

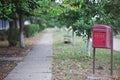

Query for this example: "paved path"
[113,38,120,51]
[5,30,53,80]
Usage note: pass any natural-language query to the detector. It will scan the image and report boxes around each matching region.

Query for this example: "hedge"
[8,27,20,46]
[0,30,7,41]
[24,24,40,37]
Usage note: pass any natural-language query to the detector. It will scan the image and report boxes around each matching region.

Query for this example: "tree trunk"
[72,30,75,46]
[86,35,91,57]
[19,14,25,48]
[9,21,16,28]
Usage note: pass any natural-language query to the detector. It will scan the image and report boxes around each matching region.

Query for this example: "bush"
[0,30,8,41]
[7,28,19,47]
[24,24,40,37]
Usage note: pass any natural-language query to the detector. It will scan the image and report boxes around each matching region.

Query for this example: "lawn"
[52,28,120,80]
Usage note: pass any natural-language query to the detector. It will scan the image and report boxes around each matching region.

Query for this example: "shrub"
[0,30,8,41]
[7,27,19,47]
[24,24,40,37]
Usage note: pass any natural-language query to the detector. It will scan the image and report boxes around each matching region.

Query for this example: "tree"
[57,0,83,46]
[73,0,97,56]
[74,0,120,56]
[57,0,108,56]
[97,0,120,34]
[12,0,40,48]
[0,0,18,47]
[0,0,40,48]
[57,0,95,56]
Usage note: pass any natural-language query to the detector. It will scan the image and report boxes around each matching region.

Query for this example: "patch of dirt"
[0,46,31,57]
[52,57,119,80]
[0,30,46,80]
[0,60,18,80]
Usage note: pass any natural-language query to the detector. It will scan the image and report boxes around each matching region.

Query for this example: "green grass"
[54,52,87,60]
[52,28,120,79]
[53,28,120,62]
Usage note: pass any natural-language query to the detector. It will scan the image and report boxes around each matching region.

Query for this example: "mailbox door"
[93,31,106,48]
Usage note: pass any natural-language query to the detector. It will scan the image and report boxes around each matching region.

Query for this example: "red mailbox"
[92,24,113,76]
[92,24,112,49]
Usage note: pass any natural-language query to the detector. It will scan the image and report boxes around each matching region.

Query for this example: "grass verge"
[52,28,120,80]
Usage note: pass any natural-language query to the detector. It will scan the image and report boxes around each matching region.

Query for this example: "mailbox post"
[92,24,113,75]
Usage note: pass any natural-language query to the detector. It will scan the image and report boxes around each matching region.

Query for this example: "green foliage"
[24,24,40,37]
[98,0,120,34]
[7,27,19,47]
[0,1,13,19]
[57,0,120,38]
[58,0,97,38]
[0,0,40,20]
[58,10,81,28]
[37,1,65,28]
[49,3,64,18]
[57,0,120,37]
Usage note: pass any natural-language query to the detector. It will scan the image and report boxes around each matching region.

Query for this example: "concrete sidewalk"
[5,30,53,80]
